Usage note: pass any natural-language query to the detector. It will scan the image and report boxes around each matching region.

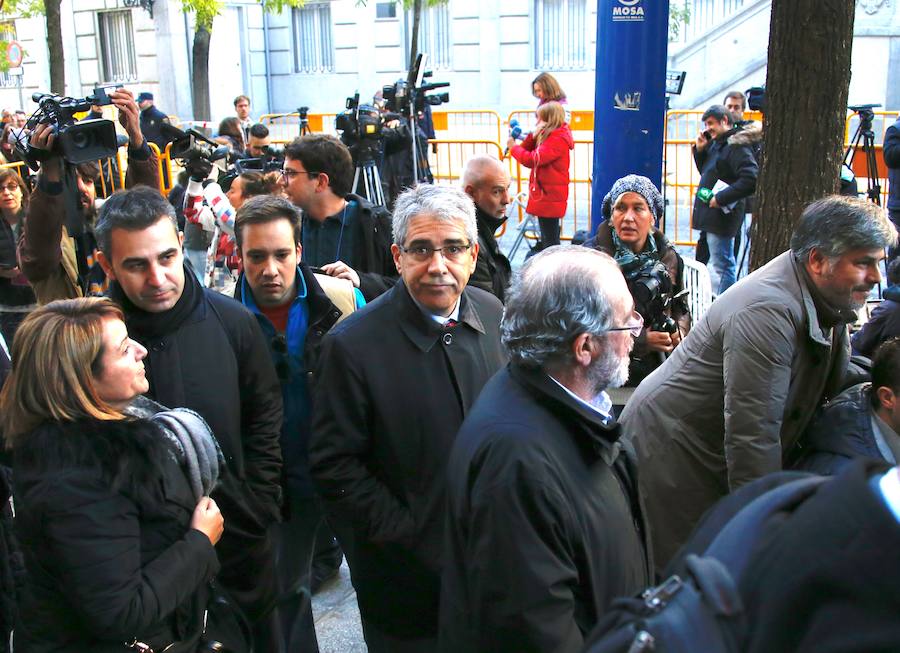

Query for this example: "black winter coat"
[468,206,512,303]
[310,282,506,638]
[692,125,759,236]
[884,118,900,212]
[793,383,896,475]
[741,459,900,652]
[440,365,652,653]
[12,419,219,653]
[109,268,283,622]
[851,285,900,357]
[139,105,171,151]
[0,215,35,310]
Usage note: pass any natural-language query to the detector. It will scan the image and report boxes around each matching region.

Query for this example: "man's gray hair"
[502,246,619,369]
[392,183,477,246]
[790,195,897,261]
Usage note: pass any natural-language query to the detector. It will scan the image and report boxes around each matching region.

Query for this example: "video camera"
[382,54,449,117]
[16,86,120,170]
[335,93,391,164]
[161,123,229,165]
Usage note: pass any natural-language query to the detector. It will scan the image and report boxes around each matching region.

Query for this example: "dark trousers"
[361,618,438,653]
[537,217,561,248]
[274,492,323,653]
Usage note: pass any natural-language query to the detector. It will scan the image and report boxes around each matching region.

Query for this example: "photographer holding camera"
[586,174,691,386]
[17,88,160,302]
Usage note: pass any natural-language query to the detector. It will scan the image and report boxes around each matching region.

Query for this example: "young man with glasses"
[310,184,506,653]
[233,194,364,653]
[439,246,651,653]
[281,133,396,301]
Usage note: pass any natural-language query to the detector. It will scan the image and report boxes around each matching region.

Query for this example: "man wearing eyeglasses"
[281,134,396,301]
[310,184,506,652]
[233,194,364,653]
[438,245,651,653]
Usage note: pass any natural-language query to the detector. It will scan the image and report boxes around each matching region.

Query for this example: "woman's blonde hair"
[532,72,567,102]
[0,297,127,446]
[535,101,567,146]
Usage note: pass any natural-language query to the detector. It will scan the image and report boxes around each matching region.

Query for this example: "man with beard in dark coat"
[440,246,652,653]
[462,155,513,302]
[692,104,759,295]
[93,187,284,652]
[310,184,506,653]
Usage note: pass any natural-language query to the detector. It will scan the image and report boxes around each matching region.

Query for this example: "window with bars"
[405,3,451,70]
[98,10,138,83]
[533,0,590,70]
[292,3,335,74]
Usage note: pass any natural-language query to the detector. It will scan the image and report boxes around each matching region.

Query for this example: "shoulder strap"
[705,476,828,576]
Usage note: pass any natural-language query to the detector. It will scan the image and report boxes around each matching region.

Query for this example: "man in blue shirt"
[234,194,363,653]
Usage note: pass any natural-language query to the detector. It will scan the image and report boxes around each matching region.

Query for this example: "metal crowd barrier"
[431,111,503,145]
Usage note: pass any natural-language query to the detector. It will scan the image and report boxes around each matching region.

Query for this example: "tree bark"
[44,0,64,94]
[406,0,422,85]
[750,0,856,270]
[191,26,211,121]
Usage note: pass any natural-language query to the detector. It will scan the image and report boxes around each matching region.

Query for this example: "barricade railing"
[431,111,503,145]
[0,161,28,177]
[148,142,177,196]
[259,113,338,141]
[506,139,593,241]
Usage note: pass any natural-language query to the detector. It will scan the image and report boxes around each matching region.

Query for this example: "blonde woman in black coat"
[0,297,225,653]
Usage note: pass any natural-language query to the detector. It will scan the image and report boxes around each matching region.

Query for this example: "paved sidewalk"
[312,560,366,652]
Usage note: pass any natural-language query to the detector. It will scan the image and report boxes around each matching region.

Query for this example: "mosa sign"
[613,0,645,22]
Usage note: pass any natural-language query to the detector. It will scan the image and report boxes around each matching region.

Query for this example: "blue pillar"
[591,0,670,233]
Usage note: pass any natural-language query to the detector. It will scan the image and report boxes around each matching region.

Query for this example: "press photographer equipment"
[298,106,311,136]
[382,53,449,184]
[336,93,388,206]
[844,103,882,206]
[15,87,120,238]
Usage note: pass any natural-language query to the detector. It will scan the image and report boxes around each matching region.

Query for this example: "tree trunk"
[191,26,211,121]
[44,0,64,94]
[406,0,422,85]
[750,0,856,270]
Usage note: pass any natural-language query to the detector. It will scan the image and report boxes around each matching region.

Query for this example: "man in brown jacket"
[17,88,160,303]
[621,196,896,569]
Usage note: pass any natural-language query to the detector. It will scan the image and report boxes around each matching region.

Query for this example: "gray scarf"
[127,395,224,501]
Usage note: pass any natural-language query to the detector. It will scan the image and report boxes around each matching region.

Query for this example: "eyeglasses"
[400,243,473,263]
[604,310,644,338]
[0,183,19,193]
[280,168,320,181]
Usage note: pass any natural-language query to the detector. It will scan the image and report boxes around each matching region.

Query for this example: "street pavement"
[312,560,366,652]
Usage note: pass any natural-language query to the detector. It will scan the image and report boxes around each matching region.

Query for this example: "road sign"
[6,41,23,68]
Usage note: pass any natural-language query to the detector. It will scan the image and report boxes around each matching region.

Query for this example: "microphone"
[505,118,529,157]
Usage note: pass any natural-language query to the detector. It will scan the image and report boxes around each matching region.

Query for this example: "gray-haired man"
[310,184,506,652]
[440,246,652,653]
[622,195,898,570]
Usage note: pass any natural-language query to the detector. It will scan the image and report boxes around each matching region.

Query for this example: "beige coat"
[620,251,850,567]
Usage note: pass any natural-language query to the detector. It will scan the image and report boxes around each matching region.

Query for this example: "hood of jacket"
[557,123,575,150]
[728,121,763,147]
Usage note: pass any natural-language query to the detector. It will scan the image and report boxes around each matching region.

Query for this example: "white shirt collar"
[425,298,461,326]
[548,375,613,422]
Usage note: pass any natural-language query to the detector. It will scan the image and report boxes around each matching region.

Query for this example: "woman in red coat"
[508,101,574,248]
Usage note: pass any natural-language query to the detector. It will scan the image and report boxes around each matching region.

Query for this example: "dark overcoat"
[439,365,652,653]
[309,281,506,638]
[12,419,218,653]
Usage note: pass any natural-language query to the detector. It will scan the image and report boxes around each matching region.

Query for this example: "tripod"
[352,157,386,207]
[298,107,312,136]
[843,105,881,205]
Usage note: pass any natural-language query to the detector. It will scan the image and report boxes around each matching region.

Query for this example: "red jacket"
[510,124,574,219]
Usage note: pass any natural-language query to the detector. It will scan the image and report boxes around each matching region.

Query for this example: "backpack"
[582,473,828,653]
